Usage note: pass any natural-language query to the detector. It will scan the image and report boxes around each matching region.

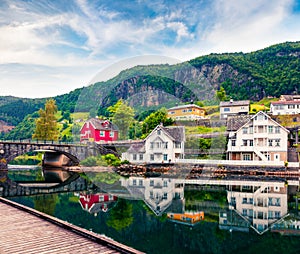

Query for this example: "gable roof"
[227,115,252,131]
[83,118,118,131]
[236,111,289,134]
[146,125,185,142]
[280,94,300,101]
[220,100,250,107]
[126,141,146,153]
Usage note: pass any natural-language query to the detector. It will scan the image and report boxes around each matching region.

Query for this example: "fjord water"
[4,166,300,254]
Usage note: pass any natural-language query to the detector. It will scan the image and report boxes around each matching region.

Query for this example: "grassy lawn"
[185,125,226,135]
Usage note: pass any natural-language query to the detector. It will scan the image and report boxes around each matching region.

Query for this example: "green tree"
[141,108,174,137]
[32,99,59,141]
[216,86,227,101]
[109,100,135,139]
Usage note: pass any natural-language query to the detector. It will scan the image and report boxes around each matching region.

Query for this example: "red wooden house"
[80,118,118,142]
[79,193,118,213]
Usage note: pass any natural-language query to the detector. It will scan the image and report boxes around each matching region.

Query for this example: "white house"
[227,182,288,234]
[219,100,250,119]
[270,94,300,115]
[122,124,185,164]
[120,177,185,215]
[227,111,289,162]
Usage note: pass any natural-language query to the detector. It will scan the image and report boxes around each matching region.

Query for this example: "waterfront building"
[122,124,185,164]
[79,193,118,214]
[120,177,185,215]
[270,94,300,115]
[167,104,206,120]
[227,111,289,162]
[80,118,118,142]
[219,100,250,119]
[227,183,288,234]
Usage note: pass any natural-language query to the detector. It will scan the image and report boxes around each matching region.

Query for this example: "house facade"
[78,193,118,214]
[120,176,184,215]
[220,100,250,119]
[227,182,288,234]
[167,104,206,120]
[227,111,289,162]
[122,124,185,164]
[80,118,118,142]
[270,94,300,115]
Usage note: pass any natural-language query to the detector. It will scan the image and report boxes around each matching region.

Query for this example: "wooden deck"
[0,198,143,254]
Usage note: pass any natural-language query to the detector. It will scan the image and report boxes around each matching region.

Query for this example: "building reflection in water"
[78,192,118,216]
[117,175,300,234]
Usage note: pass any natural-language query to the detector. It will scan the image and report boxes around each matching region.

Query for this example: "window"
[242,198,247,204]
[139,154,143,160]
[242,209,247,216]
[243,140,247,146]
[133,154,137,160]
[163,154,168,161]
[139,180,143,186]
[249,126,253,134]
[150,154,154,161]
[242,127,248,134]
[268,139,273,147]
[150,180,154,186]
[150,142,154,149]
[109,131,114,137]
[243,154,251,160]
[224,108,230,112]
[150,191,153,198]
[164,142,168,149]
[268,126,273,133]
[275,126,280,133]
[157,130,161,135]
[249,140,253,146]
[231,140,236,146]
[100,131,105,137]
[175,142,181,148]
[275,139,280,147]
[163,180,168,187]
[163,193,168,199]
[274,211,281,219]
[133,179,137,186]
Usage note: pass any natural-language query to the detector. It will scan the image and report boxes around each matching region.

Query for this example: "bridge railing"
[0,139,85,146]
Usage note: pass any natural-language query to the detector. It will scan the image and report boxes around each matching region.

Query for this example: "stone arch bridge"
[0,140,125,169]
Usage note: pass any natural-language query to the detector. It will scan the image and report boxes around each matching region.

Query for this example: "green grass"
[185,125,226,135]
[71,112,89,121]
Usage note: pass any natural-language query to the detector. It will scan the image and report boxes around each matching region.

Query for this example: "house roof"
[227,115,252,131]
[220,100,250,107]
[271,100,300,105]
[162,126,185,142]
[168,104,205,111]
[86,118,119,131]
[236,111,289,134]
[126,141,146,153]
[280,94,300,101]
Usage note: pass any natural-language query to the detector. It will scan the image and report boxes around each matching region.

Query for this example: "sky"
[0,0,300,98]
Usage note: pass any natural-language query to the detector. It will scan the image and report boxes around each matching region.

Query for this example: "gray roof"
[126,141,146,153]
[280,94,300,101]
[226,115,252,131]
[162,126,185,142]
[88,118,118,131]
[220,100,250,107]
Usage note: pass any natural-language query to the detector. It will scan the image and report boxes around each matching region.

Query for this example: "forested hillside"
[0,41,299,137]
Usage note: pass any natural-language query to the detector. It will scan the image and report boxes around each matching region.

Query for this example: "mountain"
[0,41,299,129]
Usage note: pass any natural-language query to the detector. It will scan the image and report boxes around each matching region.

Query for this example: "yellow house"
[167,104,206,120]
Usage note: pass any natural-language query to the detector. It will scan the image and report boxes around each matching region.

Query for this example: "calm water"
[3,166,300,254]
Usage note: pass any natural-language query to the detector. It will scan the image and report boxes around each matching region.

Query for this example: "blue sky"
[0,0,299,98]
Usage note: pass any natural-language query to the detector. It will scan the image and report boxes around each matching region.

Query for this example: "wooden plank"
[0,198,144,254]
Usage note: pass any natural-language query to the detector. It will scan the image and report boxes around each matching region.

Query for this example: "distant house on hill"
[122,124,185,164]
[227,111,289,162]
[270,94,300,115]
[80,118,118,142]
[220,100,250,119]
[167,104,206,120]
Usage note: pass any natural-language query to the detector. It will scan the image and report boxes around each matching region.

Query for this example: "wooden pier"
[0,197,143,254]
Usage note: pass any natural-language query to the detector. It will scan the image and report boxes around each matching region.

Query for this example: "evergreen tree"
[32,99,59,141]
